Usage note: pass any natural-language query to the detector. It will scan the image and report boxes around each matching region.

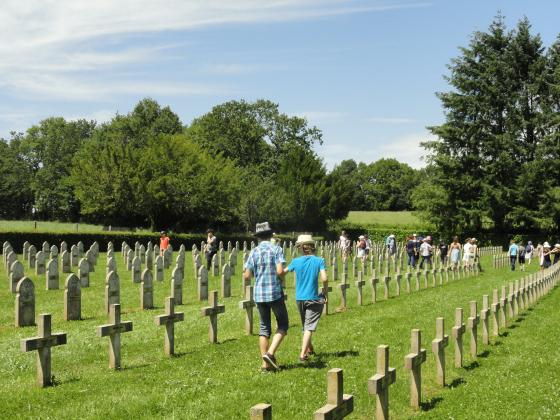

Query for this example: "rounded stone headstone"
[140,268,153,309]
[45,258,59,290]
[64,274,81,321]
[15,277,35,327]
[10,260,25,293]
[105,271,120,313]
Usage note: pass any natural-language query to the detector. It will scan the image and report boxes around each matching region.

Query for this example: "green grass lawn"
[0,220,151,234]
[0,244,557,419]
[345,211,425,227]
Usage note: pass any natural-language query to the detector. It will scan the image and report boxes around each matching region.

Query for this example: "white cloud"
[0,0,431,101]
[319,130,433,170]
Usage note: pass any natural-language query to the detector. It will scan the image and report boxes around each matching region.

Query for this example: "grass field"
[0,220,150,234]
[0,244,558,419]
[344,211,425,227]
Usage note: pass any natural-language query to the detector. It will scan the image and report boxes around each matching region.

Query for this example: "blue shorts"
[256,298,289,337]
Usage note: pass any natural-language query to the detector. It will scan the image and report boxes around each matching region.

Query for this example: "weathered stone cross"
[368,345,396,420]
[451,308,465,368]
[96,303,133,369]
[467,300,479,359]
[314,368,354,419]
[20,313,67,387]
[431,317,448,386]
[155,297,184,356]
[404,329,426,410]
[201,290,225,343]
[239,285,255,335]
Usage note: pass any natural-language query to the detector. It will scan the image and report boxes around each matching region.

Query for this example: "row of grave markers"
[249,262,560,419]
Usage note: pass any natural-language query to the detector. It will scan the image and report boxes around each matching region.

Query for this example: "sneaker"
[262,353,280,370]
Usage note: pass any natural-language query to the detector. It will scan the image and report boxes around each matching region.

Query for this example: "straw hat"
[295,234,315,247]
[555,244,560,248]
[544,242,551,248]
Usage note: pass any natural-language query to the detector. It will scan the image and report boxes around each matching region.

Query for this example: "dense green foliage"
[416,15,560,236]
[1,99,352,232]
[0,248,556,418]
[329,158,418,211]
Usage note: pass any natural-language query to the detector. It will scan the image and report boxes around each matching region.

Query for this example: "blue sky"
[1,0,559,169]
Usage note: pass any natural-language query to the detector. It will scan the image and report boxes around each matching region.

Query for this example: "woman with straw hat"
[541,242,552,270]
[284,234,327,362]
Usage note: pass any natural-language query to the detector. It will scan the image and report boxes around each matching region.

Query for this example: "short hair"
[302,244,316,255]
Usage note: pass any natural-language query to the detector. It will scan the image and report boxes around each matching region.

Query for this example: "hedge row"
[0,231,257,253]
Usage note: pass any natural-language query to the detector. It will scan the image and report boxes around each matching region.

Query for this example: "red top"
[160,236,170,250]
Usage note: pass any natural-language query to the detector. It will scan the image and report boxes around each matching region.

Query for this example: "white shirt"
[420,242,432,257]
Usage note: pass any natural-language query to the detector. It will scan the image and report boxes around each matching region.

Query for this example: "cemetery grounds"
[1,245,559,419]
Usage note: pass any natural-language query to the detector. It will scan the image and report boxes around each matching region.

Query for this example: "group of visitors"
[243,222,326,372]
[403,235,477,269]
[509,239,560,271]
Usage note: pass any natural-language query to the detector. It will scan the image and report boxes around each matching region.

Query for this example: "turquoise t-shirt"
[509,244,518,256]
[287,255,326,301]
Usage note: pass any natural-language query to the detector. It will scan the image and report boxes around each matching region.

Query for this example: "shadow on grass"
[316,350,360,358]
[446,377,465,389]
[217,338,238,345]
[281,360,327,371]
[508,324,518,329]
[421,396,443,411]
[121,363,150,371]
[463,361,480,371]
[51,376,80,386]
[478,350,490,358]
[500,331,510,338]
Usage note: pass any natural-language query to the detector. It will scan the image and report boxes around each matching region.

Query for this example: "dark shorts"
[518,256,525,264]
[256,298,289,337]
[297,300,324,332]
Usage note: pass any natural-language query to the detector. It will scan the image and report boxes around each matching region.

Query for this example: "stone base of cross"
[314,368,354,419]
[368,345,396,420]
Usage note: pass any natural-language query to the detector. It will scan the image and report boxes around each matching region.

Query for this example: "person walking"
[525,241,534,265]
[449,236,461,268]
[541,242,552,270]
[508,239,518,271]
[462,238,472,268]
[405,235,417,269]
[438,239,449,267]
[205,229,218,270]
[243,222,289,372]
[159,231,170,257]
[284,234,327,362]
[419,238,432,269]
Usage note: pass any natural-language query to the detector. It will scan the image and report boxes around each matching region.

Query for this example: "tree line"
[0,98,418,232]
[414,15,560,236]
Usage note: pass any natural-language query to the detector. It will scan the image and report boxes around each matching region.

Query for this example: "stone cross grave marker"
[239,285,255,335]
[404,329,426,410]
[171,266,183,305]
[314,368,354,419]
[36,251,46,275]
[368,345,396,420]
[64,274,81,321]
[250,403,272,420]
[201,290,225,343]
[105,271,120,314]
[78,257,89,287]
[499,286,507,327]
[15,277,35,327]
[20,313,67,387]
[383,275,391,300]
[431,317,448,386]
[355,271,365,306]
[45,258,59,290]
[370,273,378,303]
[491,289,500,337]
[481,294,490,345]
[10,260,24,293]
[198,265,209,301]
[467,301,479,359]
[508,283,515,319]
[96,304,133,369]
[451,308,465,368]
[338,282,350,310]
[221,263,232,298]
[140,269,154,309]
[321,280,332,315]
[155,297,184,356]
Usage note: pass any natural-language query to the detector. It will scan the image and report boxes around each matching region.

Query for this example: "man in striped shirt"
[243,222,288,371]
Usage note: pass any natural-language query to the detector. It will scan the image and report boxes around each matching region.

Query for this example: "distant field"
[344,211,425,226]
[0,220,147,234]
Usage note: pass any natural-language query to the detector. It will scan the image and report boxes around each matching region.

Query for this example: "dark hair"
[207,228,214,234]
[302,244,316,255]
